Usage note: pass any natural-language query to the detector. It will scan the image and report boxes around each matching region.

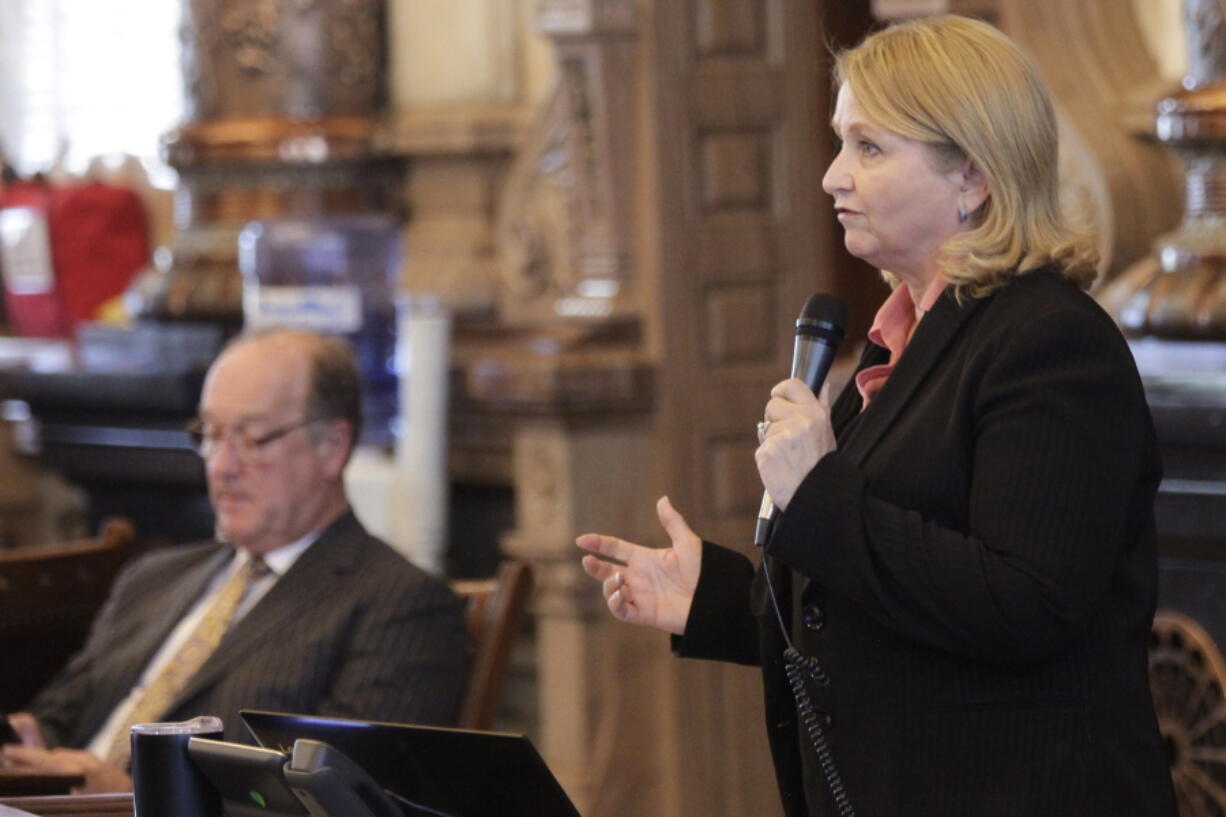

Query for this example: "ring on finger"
[756,420,772,444]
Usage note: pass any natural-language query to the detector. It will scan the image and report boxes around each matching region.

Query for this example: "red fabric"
[1,181,150,336]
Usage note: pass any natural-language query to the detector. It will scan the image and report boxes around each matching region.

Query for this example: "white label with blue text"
[244,285,362,333]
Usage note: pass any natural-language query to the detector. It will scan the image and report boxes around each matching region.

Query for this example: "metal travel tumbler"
[130,716,224,817]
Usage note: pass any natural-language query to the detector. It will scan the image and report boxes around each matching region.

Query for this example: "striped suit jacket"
[29,512,467,748]
[678,272,1176,816]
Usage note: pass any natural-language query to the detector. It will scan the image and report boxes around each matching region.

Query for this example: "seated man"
[2,329,467,791]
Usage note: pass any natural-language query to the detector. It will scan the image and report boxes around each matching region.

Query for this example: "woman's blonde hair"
[835,15,1097,294]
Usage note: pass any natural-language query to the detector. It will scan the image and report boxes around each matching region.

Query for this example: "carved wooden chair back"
[1150,608,1226,813]
[450,560,534,730]
[0,518,135,710]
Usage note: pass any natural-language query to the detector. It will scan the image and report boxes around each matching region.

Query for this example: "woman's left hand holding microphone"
[756,378,837,511]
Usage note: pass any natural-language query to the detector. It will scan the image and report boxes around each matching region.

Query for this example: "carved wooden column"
[648,3,831,814]
[454,323,662,813]
[487,3,675,811]
[388,105,525,314]
[149,0,404,323]
[1110,0,1226,337]
[497,0,639,325]
[488,1,829,815]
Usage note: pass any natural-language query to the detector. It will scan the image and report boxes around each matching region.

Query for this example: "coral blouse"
[855,274,948,409]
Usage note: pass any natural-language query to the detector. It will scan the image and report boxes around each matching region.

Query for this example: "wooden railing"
[0,793,133,816]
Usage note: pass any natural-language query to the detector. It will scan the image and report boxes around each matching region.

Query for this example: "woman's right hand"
[576,496,702,635]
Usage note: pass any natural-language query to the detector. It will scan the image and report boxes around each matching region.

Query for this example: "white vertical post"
[394,294,451,575]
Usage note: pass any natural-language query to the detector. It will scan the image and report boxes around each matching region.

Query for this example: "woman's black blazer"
[677,271,1177,816]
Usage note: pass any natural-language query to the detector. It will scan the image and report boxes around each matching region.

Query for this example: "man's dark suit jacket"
[677,272,1176,816]
[28,512,467,749]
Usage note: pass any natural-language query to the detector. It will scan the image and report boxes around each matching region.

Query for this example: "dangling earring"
[958,204,968,223]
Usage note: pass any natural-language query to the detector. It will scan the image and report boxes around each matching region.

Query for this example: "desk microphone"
[754,293,847,547]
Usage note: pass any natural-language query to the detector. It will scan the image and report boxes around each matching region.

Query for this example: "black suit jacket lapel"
[829,342,884,436]
[838,287,985,466]
[170,513,367,707]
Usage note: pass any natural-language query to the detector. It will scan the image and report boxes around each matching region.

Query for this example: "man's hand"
[6,712,45,748]
[0,744,132,793]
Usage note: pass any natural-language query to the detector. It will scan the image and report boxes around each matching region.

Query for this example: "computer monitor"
[241,710,582,817]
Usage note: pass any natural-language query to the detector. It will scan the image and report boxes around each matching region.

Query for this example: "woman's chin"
[842,235,879,267]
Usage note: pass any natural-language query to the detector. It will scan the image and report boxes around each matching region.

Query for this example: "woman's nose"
[822,151,850,196]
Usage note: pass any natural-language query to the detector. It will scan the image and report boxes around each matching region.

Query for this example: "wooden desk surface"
[0,773,85,797]
[0,793,132,816]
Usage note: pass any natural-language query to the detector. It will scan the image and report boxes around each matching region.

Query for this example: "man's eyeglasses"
[185,416,319,461]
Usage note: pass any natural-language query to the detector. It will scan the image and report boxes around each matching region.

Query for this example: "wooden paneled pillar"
[452,323,665,814]
[482,1,837,815]
[646,3,837,813]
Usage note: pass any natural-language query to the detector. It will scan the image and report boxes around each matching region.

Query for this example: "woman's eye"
[859,140,880,156]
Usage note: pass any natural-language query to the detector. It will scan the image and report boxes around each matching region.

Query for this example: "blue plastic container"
[238,214,401,447]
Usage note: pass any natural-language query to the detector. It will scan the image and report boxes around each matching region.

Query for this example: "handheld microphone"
[754,293,847,547]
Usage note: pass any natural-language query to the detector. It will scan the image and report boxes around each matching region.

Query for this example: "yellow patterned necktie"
[104,555,269,768]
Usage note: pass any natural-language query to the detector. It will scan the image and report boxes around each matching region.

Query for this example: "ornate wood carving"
[495,0,638,324]
[386,107,526,317]
[1150,609,1226,814]
[496,88,580,311]
[180,0,386,122]
[147,0,401,322]
[1105,0,1226,338]
[453,320,657,813]
[995,0,1184,282]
